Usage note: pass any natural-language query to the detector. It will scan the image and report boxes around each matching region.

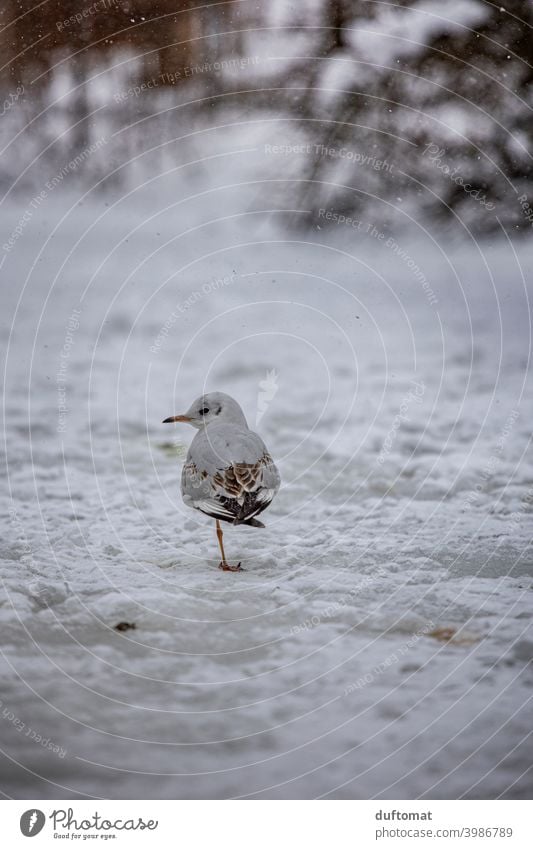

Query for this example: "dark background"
[1,0,532,234]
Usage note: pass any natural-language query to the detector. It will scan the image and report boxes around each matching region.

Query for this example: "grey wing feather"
[181,425,280,522]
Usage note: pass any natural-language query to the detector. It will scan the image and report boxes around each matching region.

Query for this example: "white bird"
[163,392,280,571]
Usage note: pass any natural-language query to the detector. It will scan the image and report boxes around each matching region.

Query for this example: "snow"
[348,0,490,66]
[1,124,532,800]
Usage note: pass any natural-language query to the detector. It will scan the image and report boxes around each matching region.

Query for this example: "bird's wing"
[182,426,280,519]
[212,453,279,502]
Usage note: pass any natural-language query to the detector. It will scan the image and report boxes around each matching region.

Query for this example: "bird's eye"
[199,407,209,416]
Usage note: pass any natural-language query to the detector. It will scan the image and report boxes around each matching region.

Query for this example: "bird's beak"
[162,414,191,424]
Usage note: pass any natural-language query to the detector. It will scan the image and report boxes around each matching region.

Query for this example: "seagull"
[163,392,280,571]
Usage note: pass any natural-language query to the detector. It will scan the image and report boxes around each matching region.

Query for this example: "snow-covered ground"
[1,131,532,799]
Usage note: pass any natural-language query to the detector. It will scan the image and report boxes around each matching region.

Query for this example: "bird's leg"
[216,520,242,572]
[216,519,227,565]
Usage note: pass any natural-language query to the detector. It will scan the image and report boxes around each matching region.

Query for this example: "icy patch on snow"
[0,170,532,799]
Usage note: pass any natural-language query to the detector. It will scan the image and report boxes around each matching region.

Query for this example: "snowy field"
[1,134,532,799]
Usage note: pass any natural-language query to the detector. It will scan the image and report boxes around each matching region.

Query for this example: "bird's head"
[163,392,248,430]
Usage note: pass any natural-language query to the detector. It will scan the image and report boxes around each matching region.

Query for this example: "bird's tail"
[243,517,265,528]
[232,512,265,528]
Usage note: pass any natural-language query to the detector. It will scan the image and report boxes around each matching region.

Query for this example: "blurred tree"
[291,0,533,234]
[1,0,531,233]
[2,1,202,90]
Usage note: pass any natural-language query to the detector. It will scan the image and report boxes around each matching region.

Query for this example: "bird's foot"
[219,561,244,572]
